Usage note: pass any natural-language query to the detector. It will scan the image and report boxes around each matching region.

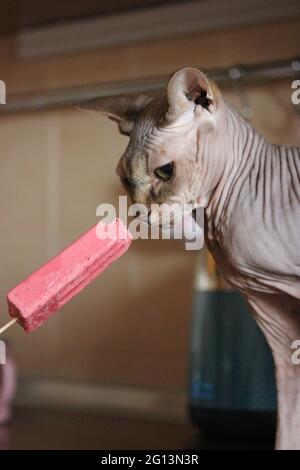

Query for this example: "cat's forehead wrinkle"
[129,93,168,147]
[122,94,167,175]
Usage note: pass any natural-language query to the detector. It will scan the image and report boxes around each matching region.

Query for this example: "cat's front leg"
[246,292,300,450]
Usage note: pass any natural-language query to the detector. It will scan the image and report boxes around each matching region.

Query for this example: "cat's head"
[79,67,223,226]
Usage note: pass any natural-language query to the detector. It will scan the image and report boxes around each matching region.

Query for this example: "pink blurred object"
[7,219,131,333]
[0,353,17,424]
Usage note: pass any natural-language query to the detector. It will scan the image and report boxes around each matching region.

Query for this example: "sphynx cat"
[79,67,300,449]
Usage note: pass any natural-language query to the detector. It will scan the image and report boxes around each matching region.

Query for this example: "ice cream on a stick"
[0,219,131,334]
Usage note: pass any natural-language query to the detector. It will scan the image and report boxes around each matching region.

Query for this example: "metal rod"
[0,57,299,115]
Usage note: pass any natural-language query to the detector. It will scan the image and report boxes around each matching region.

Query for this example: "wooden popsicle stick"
[0,318,18,335]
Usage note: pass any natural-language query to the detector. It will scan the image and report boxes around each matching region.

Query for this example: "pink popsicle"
[6,219,131,333]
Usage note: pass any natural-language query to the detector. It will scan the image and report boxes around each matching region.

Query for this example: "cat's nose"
[122,176,134,192]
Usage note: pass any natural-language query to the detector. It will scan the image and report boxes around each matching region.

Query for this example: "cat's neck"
[204,103,268,239]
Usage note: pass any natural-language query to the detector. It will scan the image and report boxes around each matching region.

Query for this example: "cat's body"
[205,105,300,298]
[203,105,300,450]
[79,67,300,449]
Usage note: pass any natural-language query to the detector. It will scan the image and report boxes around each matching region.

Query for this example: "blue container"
[189,290,277,441]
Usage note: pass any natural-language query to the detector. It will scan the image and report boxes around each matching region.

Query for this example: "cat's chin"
[160,211,204,244]
[136,199,204,229]
[194,196,208,208]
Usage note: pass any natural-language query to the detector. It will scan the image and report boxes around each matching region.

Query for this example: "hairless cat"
[79,67,300,449]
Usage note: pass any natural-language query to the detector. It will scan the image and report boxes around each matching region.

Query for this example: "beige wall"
[0,19,300,93]
[0,109,195,388]
[0,19,299,389]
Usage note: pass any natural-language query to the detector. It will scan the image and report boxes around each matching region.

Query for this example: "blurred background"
[0,0,299,450]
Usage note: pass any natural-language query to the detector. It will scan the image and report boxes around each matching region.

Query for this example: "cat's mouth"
[135,197,202,230]
[148,200,197,228]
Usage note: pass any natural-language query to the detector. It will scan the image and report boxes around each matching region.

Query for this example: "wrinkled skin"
[79,67,300,449]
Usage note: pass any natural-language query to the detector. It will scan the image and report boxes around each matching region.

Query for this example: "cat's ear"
[76,94,153,136]
[166,67,218,129]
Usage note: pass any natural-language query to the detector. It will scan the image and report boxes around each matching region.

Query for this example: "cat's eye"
[154,162,174,181]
